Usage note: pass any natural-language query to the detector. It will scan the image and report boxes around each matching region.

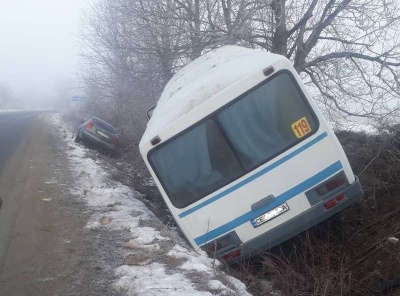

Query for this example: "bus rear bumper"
[220,176,363,264]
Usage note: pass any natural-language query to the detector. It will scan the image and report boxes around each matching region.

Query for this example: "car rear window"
[93,118,117,134]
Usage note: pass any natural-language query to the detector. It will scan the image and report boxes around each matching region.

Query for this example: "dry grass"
[234,128,400,296]
[261,233,364,296]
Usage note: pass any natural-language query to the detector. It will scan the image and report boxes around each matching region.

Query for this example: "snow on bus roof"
[141,45,285,145]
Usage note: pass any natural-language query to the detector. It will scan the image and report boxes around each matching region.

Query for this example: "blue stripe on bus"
[194,160,343,246]
[179,132,328,219]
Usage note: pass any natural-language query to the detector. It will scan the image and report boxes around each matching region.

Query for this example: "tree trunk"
[271,0,288,56]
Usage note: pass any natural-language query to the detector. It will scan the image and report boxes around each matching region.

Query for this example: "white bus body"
[139,46,363,263]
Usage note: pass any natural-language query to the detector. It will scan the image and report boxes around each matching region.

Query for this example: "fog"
[0,0,85,110]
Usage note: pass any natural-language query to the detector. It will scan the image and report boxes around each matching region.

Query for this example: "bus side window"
[274,74,316,142]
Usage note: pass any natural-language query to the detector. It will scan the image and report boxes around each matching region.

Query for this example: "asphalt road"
[0,111,43,172]
[0,112,120,295]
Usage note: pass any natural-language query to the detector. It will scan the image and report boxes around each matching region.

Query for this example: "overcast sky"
[0,0,86,107]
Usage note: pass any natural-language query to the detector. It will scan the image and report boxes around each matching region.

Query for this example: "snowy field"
[48,114,257,296]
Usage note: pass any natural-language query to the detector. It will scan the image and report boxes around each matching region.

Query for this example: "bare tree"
[79,0,400,133]
[174,0,400,120]
[79,0,161,152]
[246,0,400,120]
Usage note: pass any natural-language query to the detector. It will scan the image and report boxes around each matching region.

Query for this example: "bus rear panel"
[140,46,363,264]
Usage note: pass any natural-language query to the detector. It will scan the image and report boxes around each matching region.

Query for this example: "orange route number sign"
[291,117,311,138]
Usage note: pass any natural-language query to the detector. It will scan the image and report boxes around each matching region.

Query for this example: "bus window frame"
[147,70,321,209]
[146,104,157,120]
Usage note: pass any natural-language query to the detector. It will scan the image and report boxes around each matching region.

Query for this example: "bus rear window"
[149,72,318,208]
[150,120,244,208]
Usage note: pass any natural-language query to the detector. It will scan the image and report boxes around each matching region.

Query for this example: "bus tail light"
[201,231,241,256]
[324,199,337,209]
[222,250,241,261]
[317,176,345,195]
[336,194,345,201]
[326,178,345,191]
[324,194,346,209]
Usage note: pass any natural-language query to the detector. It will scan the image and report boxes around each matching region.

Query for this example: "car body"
[75,117,120,150]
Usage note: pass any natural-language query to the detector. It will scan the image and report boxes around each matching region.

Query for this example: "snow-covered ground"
[48,114,256,296]
[331,117,379,134]
[0,109,21,113]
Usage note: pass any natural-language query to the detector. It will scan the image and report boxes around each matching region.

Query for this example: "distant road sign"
[72,96,83,101]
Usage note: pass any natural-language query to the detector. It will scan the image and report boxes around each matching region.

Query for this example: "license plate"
[251,203,290,228]
[97,130,109,138]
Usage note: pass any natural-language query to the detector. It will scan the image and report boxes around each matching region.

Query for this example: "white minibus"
[139,46,363,264]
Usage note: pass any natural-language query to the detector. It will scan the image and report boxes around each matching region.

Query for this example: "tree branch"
[304,51,400,70]
[287,0,317,36]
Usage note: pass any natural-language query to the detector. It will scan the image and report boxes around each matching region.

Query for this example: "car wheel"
[74,130,81,143]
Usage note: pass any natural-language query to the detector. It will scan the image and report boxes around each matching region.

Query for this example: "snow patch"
[208,280,228,291]
[45,179,58,184]
[388,237,399,244]
[331,117,378,134]
[47,114,253,296]
[167,244,221,271]
[115,263,213,296]
[125,239,160,251]
[225,276,253,296]
[0,109,22,113]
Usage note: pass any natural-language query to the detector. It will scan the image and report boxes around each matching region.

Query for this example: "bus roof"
[140,45,285,146]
